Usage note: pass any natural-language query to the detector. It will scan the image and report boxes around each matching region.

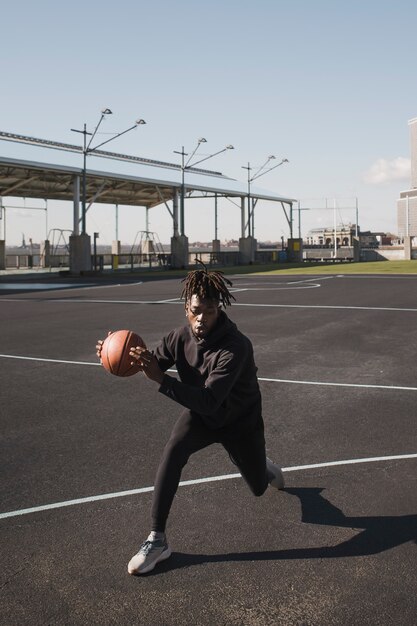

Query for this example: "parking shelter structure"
[0,132,297,272]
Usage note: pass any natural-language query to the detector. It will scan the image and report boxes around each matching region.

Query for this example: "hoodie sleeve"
[158,342,247,428]
[153,331,176,372]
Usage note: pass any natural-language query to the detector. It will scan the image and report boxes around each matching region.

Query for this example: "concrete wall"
[360,245,417,261]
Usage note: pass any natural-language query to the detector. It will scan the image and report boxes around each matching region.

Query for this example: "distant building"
[397,117,417,238]
[305,223,358,247]
[305,225,393,248]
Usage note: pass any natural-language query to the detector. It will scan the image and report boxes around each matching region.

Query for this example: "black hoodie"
[155,311,263,435]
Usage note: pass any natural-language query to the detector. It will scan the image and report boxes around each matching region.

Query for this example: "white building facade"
[397,117,417,238]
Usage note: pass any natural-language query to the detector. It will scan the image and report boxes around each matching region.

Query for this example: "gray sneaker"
[266,458,285,490]
[128,533,172,575]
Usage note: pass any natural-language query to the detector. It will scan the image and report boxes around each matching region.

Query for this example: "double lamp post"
[174,138,234,237]
[242,155,289,238]
[71,108,146,236]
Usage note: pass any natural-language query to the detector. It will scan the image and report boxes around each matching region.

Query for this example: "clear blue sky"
[1,0,416,246]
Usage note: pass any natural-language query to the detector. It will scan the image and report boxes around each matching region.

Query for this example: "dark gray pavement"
[1,273,416,625]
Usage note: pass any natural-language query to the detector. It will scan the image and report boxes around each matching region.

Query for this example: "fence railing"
[9,245,410,271]
[4,248,288,271]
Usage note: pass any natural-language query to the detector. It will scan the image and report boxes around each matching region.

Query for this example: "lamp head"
[135,119,146,125]
[268,155,276,160]
[226,145,234,150]
[101,108,113,115]
[198,137,207,143]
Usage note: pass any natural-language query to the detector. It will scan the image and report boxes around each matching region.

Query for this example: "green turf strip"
[251,260,417,275]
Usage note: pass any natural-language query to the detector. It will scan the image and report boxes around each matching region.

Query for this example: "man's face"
[185,294,221,339]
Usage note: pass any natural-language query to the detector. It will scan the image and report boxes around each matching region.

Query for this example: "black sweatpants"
[151,409,269,532]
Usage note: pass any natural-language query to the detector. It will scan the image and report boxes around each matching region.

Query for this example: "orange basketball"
[101,330,146,377]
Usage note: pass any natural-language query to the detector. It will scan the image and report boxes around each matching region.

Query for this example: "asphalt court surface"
[1,273,416,625]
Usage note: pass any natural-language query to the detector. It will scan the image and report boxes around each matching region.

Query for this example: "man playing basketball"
[98,264,284,575]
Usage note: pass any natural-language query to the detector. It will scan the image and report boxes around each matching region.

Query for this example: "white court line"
[2,298,417,312]
[235,303,417,312]
[0,298,179,304]
[0,281,144,293]
[287,276,334,285]
[1,354,417,392]
[228,285,321,291]
[0,354,100,366]
[260,376,417,392]
[1,453,416,521]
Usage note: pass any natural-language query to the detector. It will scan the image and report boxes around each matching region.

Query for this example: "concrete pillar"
[112,240,121,270]
[404,236,412,260]
[353,237,361,262]
[69,233,91,274]
[112,240,121,255]
[212,239,221,253]
[287,238,303,262]
[0,240,5,270]
[40,240,50,268]
[239,236,257,264]
[170,234,189,269]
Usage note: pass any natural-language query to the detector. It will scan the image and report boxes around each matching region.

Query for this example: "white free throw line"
[1,453,416,521]
[1,355,417,392]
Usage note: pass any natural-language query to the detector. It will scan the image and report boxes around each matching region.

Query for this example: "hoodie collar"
[188,310,235,347]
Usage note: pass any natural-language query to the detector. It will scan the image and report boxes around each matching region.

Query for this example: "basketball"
[101,330,146,377]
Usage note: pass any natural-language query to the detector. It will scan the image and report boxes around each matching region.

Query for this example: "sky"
[1,0,416,246]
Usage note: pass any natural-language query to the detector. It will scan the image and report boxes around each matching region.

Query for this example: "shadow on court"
[146,487,417,575]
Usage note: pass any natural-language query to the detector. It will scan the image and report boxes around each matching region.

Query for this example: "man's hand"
[129,347,164,384]
[96,331,113,362]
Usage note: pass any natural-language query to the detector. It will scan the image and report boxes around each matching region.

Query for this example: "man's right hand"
[129,347,164,384]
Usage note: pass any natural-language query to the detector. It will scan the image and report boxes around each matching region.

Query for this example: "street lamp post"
[71,109,146,234]
[174,139,234,237]
[297,202,311,240]
[242,156,289,238]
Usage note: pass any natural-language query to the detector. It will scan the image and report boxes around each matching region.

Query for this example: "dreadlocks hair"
[180,259,236,308]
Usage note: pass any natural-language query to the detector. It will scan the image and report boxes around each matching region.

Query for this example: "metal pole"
[82,124,87,234]
[214,193,218,240]
[334,198,337,258]
[173,189,179,237]
[251,198,256,238]
[115,204,119,241]
[180,147,185,236]
[146,206,150,235]
[355,197,358,237]
[298,201,301,239]
[247,163,251,238]
[73,175,80,236]
[241,197,245,238]
[93,232,99,270]
[45,200,48,239]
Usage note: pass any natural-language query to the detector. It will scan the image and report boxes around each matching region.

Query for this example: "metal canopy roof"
[0,132,296,209]
[0,156,181,208]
